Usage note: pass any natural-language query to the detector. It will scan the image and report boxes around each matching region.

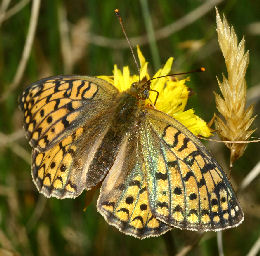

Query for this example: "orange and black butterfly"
[19,74,243,239]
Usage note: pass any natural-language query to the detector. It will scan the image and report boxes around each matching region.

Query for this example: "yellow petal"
[98,47,212,138]
[123,66,131,91]
[160,57,174,76]
[151,57,173,92]
[164,82,188,113]
[140,62,148,80]
[173,109,212,137]
[137,45,146,68]
[113,65,123,91]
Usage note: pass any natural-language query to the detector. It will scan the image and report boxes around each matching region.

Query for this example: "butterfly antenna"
[115,9,141,81]
[148,67,206,82]
[144,67,205,106]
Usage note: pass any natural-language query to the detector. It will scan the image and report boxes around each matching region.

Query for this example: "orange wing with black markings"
[20,76,119,198]
[31,114,112,198]
[140,109,244,231]
[97,132,171,239]
[20,76,118,151]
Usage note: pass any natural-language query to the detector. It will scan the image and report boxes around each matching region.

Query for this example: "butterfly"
[19,75,244,239]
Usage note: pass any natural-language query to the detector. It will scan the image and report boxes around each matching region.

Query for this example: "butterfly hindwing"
[140,109,243,231]
[20,76,118,151]
[97,132,171,239]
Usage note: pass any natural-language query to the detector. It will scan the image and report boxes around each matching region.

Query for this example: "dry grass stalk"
[0,0,41,103]
[58,2,89,74]
[214,8,256,166]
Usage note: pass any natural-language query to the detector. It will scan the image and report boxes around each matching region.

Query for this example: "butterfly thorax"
[112,92,140,130]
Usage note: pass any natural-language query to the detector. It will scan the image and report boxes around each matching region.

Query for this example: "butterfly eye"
[142,89,150,100]
[131,82,138,89]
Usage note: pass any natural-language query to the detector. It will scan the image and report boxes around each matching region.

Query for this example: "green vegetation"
[0,0,259,255]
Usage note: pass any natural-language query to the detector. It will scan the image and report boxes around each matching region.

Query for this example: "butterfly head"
[129,78,151,101]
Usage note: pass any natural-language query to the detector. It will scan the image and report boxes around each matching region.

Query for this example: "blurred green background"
[0,0,259,255]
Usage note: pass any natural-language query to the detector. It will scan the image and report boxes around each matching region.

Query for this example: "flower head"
[99,46,211,137]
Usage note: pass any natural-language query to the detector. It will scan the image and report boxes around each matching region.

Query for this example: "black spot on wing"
[172,131,181,147]
[76,80,86,97]
[40,109,44,117]
[173,205,182,212]
[129,180,141,188]
[174,187,182,195]
[189,193,197,200]
[66,181,78,193]
[213,181,226,194]
[117,208,130,216]
[155,172,168,180]
[178,137,189,152]
[54,99,60,110]
[47,116,52,124]
[125,196,134,204]
[139,187,146,194]
[162,125,171,138]
[140,204,147,211]
[157,202,169,209]
[221,197,226,203]
[168,160,178,168]
[132,216,144,226]
[60,164,66,172]
[201,163,216,174]
[198,178,206,188]
[188,209,198,215]
[101,201,115,208]
[183,171,194,181]
[66,102,75,112]
[201,209,209,216]
[55,176,64,186]
[62,117,70,128]
[184,151,200,166]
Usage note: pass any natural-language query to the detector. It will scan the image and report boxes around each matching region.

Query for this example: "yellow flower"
[98,46,211,137]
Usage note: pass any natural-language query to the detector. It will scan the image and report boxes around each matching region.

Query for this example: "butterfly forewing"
[141,109,244,231]
[20,76,118,151]
[21,76,119,198]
